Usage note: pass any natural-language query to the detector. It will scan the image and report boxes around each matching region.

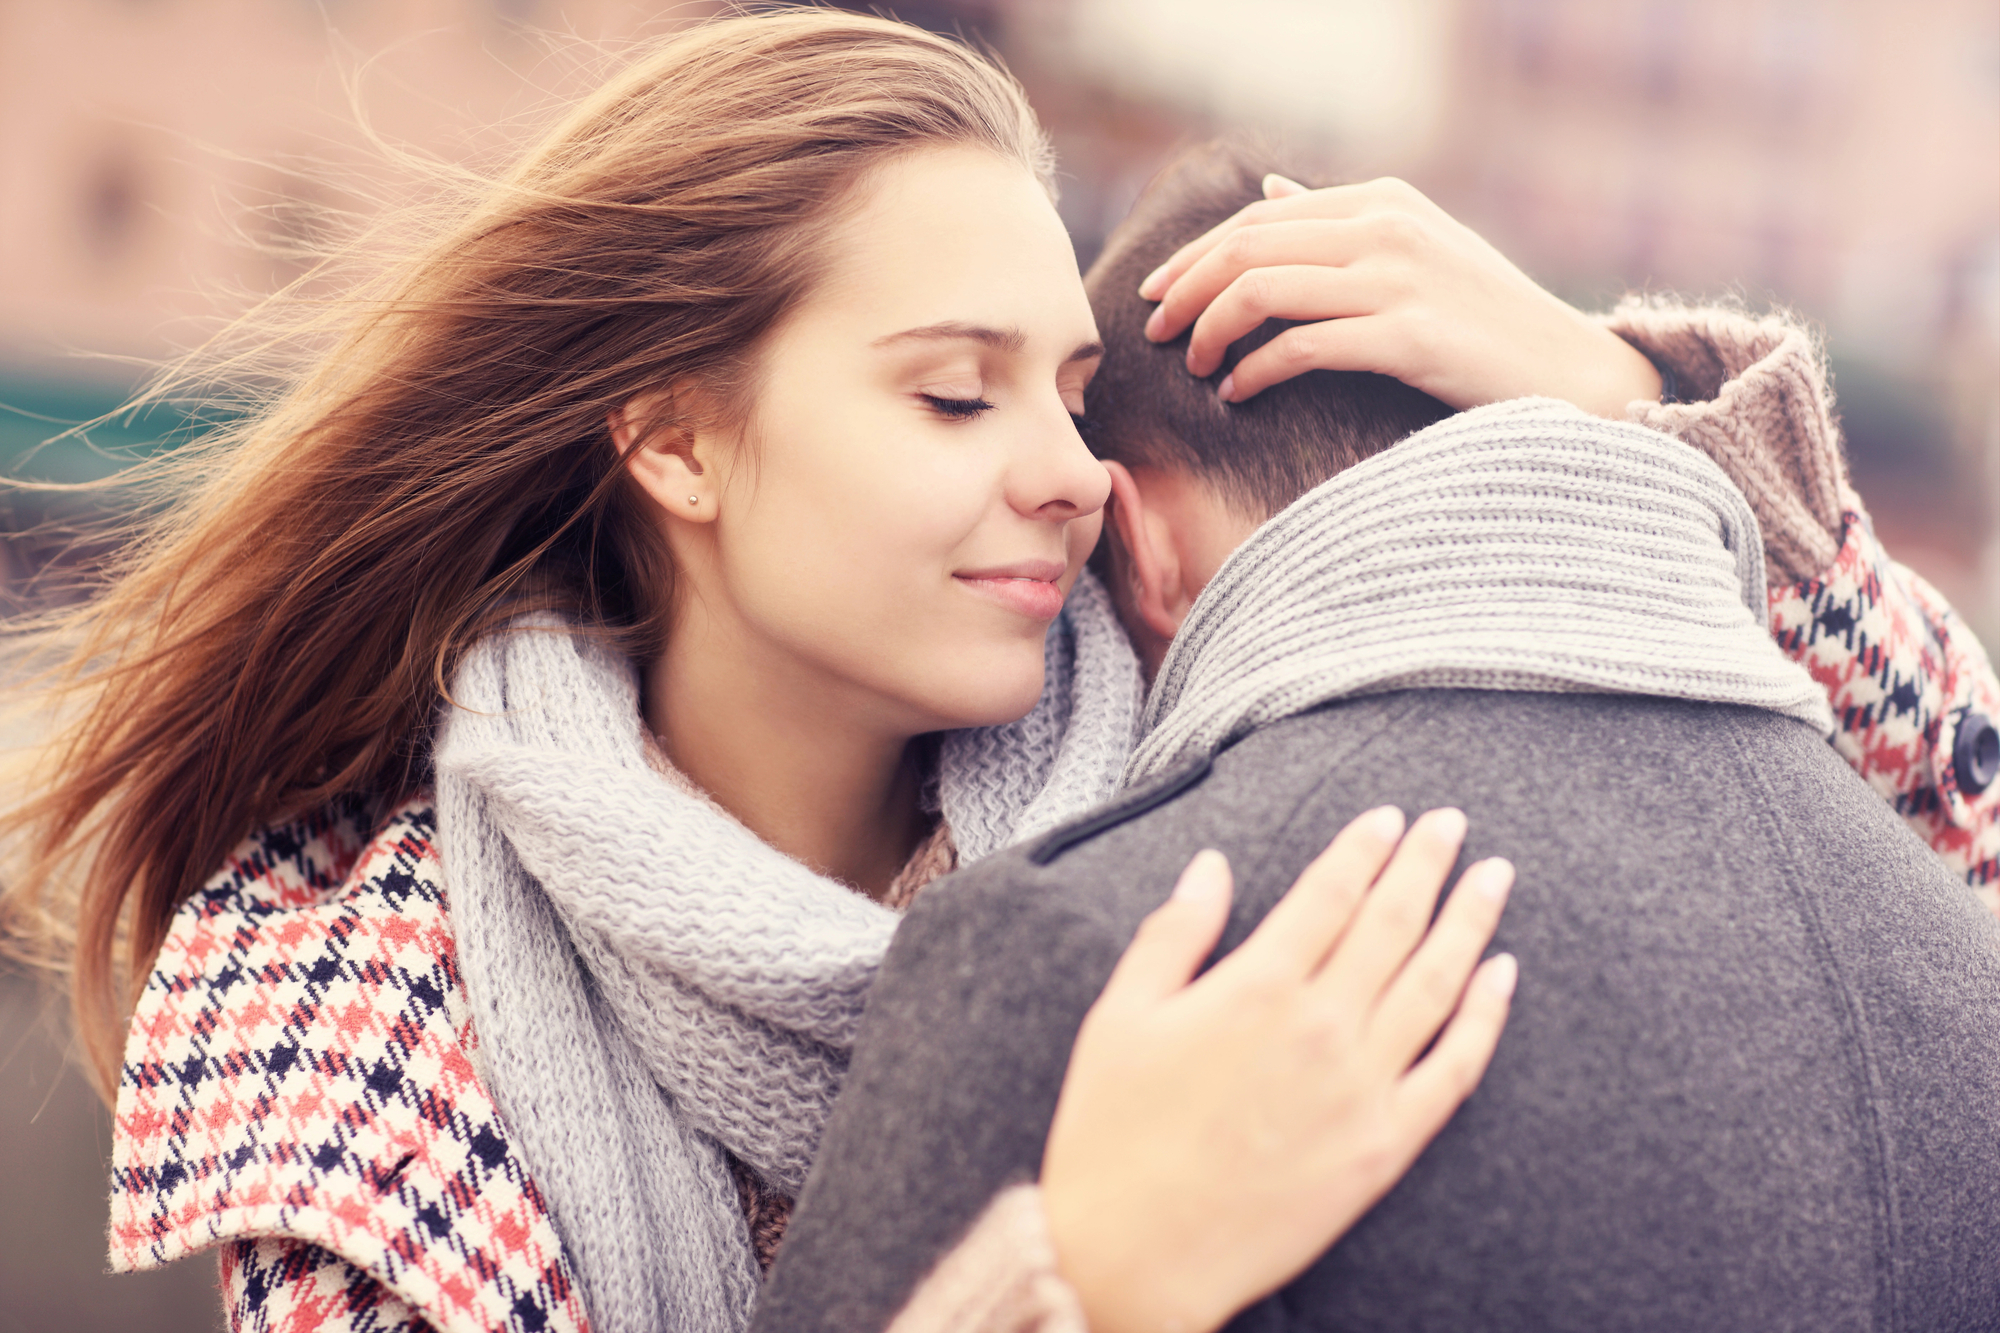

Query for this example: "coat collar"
[111,799,589,1333]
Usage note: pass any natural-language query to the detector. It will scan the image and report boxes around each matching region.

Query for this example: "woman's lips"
[954,561,1067,621]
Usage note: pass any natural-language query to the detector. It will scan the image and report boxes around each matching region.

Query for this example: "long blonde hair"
[0,10,1053,1097]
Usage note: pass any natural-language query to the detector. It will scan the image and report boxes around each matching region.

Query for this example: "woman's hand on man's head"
[1039,805,1517,1333]
[1137,174,1663,419]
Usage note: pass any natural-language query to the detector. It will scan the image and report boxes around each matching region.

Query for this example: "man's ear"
[1103,460,1189,643]
[610,387,721,524]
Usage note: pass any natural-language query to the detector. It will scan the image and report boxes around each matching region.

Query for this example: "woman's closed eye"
[920,392,996,420]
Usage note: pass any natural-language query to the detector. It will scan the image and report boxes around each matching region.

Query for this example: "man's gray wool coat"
[754,689,2000,1333]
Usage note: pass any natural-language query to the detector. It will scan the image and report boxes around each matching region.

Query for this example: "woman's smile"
[954,558,1069,621]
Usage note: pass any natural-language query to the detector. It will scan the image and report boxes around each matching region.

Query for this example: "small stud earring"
[687,495,700,506]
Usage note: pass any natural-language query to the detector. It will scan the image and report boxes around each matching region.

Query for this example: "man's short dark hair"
[1081,141,1453,520]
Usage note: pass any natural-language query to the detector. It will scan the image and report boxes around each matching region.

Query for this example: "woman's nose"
[1012,409,1111,521]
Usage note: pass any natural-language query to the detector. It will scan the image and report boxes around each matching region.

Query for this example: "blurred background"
[1,1,1994,1328]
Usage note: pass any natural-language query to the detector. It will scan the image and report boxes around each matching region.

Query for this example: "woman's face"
[661,146,1109,737]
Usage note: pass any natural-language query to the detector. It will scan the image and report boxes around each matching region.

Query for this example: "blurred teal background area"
[1,2,1993,1329]
[0,376,161,482]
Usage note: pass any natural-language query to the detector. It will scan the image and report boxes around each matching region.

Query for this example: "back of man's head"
[1082,141,1453,520]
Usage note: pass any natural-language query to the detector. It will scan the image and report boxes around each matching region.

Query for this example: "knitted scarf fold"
[1127,398,1834,784]
[435,571,1141,1333]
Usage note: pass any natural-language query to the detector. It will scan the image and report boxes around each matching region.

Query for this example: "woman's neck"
[644,621,930,899]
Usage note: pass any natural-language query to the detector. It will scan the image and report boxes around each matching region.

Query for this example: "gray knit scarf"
[435,572,1143,1333]
[1128,397,1832,784]
[438,397,1828,1333]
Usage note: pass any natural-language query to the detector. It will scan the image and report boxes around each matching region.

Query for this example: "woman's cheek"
[896,457,1006,558]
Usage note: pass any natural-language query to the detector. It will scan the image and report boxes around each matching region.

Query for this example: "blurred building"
[1425,0,2000,626]
[0,0,720,375]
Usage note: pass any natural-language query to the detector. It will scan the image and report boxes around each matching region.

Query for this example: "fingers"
[1182,265,1386,378]
[1216,806,1405,984]
[1390,951,1517,1132]
[1136,180,1392,303]
[1316,808,1468,1009]
[1143,219,1378,347]
[1100,849,1236,1007]
[1136,209,1264,306]
[1218,315,1402,403]
[1366,858,1514,1067]
[1136,178,1437,304]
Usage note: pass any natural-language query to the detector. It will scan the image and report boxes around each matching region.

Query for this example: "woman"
[2,11,1991,1333]
[0,17,1510,1333]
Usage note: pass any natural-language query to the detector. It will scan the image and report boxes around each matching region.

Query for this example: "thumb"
[1262,172,1308,199]
[1100,849,1234,1006]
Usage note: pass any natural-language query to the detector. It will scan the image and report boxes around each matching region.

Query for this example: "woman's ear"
[1103,460,1188,647]
[609,389,720,524]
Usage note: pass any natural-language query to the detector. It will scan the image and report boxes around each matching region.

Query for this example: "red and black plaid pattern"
[222,1237,430,1332]
[1770,511,2000,906]
[111,800,589,1333]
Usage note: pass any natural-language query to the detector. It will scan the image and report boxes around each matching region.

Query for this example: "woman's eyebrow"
[871,323,1103,366]
[872,321,1027,352]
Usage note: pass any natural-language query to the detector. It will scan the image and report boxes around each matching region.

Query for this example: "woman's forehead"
[797,146,1097,353]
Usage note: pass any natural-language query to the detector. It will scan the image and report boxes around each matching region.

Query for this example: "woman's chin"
[917,660,1048,733]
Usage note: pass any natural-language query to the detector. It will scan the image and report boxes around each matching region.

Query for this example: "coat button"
[1955,711,2000,797]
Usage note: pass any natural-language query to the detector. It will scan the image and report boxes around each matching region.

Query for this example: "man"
[752,147,2000,1332]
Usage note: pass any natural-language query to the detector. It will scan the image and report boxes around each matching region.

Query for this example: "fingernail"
[1139,264,1169,299]
[1173,848,1228,904]
[1262,172,1305,198]
[1360,805,1405,842]
[1427,807,1468,845]
[1483,952,1519,997]
[1217,373,1236,403]
[1473,858,1515,902]
[1144,307,1167,340]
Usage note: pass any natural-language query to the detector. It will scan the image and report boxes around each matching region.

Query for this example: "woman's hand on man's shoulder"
[1039,805,1517,1333]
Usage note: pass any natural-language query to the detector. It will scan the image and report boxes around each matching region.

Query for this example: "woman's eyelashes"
[916,382,1092,424]
[920,393,996,420]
